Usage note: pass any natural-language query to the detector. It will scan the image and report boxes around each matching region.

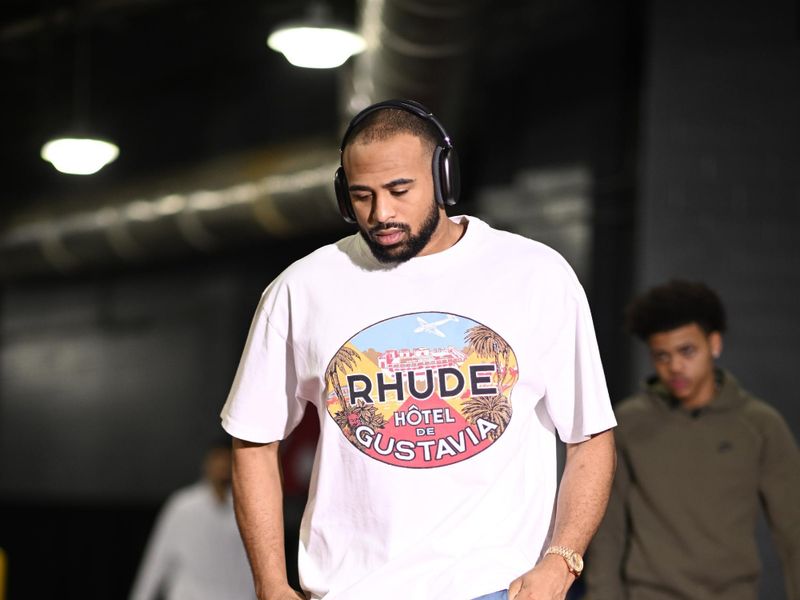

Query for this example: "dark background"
[1,0,798,598]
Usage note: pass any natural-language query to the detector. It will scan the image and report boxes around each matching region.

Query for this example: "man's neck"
[425,214,466,256]
[679,377,718,410]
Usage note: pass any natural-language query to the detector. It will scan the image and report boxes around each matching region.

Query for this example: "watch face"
[569,553,584,572]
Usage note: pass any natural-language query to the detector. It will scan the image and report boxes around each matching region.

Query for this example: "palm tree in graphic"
[464,325,515,392]
[333,399,386,432]
[463,325,515,439]
[325,345,361,425]
[462,393,512,440]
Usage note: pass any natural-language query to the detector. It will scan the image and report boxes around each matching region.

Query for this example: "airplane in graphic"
[413,314,459,338]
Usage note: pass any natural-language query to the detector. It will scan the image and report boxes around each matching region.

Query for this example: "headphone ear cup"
[431,146,445,206]
[334,167,356,223]
[437,147,460,206]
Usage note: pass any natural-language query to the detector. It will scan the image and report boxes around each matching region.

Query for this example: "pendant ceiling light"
[267,2,366,69]
[41,136,119,175]
[41,13,119,176]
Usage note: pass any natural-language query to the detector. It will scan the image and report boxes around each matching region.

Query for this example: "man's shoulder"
[610,391,669,448]
[717,370,781,421]
[259,233,362,295]
[283,233,360,275]
[614,391,657,419]
[612,388,668,430]
[481,219,570,259]
[735,386,793,433]
[476,218,582,286]
[160,482,209,517]
[721,377,800,453]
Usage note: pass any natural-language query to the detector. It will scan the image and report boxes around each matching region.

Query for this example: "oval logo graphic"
[324,312,519,468]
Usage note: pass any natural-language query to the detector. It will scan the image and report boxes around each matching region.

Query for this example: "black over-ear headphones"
[334,99,460,224]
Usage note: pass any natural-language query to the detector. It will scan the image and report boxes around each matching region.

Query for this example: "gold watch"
[544,545,584,577]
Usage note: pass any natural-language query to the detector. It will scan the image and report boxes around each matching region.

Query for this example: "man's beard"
[359,201,441,264]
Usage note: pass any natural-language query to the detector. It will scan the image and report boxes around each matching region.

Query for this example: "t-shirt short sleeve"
[220,280,307,443]
[538,273,616,444]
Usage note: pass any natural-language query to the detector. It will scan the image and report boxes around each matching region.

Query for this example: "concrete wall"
[0,267,241,500]
[635,1,800,596]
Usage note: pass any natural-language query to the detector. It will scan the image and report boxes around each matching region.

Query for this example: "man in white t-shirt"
[221,100,617,600]
[130,442,256,600]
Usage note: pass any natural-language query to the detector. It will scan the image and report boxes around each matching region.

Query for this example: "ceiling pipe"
[0,145,345,279]
[345,0,479,131]
[0,0,478,280]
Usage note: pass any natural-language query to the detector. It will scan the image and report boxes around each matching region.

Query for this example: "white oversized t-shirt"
[221,216,616,600]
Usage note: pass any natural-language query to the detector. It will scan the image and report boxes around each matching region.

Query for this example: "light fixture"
[267,3,366,69]
[41,136,120,175]
[41,13,119,175]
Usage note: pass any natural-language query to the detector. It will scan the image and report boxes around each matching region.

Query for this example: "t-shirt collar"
[353,214,478,271]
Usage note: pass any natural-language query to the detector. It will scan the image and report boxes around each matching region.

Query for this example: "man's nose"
[371,192,395,224]
[667,356,683,373]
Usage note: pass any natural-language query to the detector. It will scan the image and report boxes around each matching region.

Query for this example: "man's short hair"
[625,279,727,339]
[345,107,440,156]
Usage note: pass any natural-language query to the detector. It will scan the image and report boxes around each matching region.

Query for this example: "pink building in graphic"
[378,347,466,378]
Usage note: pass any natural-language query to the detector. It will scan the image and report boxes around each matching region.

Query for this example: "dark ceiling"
[1,0,637,224]
[1,0,359,207]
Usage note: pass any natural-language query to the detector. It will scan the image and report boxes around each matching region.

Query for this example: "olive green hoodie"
[585,370,800,600]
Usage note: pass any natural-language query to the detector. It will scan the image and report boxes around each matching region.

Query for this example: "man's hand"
[232,438,301,600]
[507,429,615,599]
[508,553,575,600]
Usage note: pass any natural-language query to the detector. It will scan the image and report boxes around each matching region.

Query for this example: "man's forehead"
[647,322,706,347]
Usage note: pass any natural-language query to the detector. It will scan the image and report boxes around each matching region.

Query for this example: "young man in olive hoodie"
[585,280,800,600]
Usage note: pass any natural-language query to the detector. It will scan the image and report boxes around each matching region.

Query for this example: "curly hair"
[625,280,727,340]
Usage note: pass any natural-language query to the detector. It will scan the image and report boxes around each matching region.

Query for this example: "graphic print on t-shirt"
[324,312,519,468]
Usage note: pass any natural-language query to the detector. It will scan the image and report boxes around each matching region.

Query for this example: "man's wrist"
[544,545,584,577]
[256,577,294,599]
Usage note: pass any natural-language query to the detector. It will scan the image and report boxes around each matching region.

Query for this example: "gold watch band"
[544,545,584,577]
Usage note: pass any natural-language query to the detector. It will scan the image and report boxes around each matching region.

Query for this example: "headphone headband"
[339,99,454,152]
[334,98,460,223]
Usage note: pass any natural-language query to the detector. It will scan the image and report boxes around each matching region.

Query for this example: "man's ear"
[709,331,723,359]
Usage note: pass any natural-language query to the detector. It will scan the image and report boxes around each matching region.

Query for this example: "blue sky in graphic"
[351,312,477,352]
